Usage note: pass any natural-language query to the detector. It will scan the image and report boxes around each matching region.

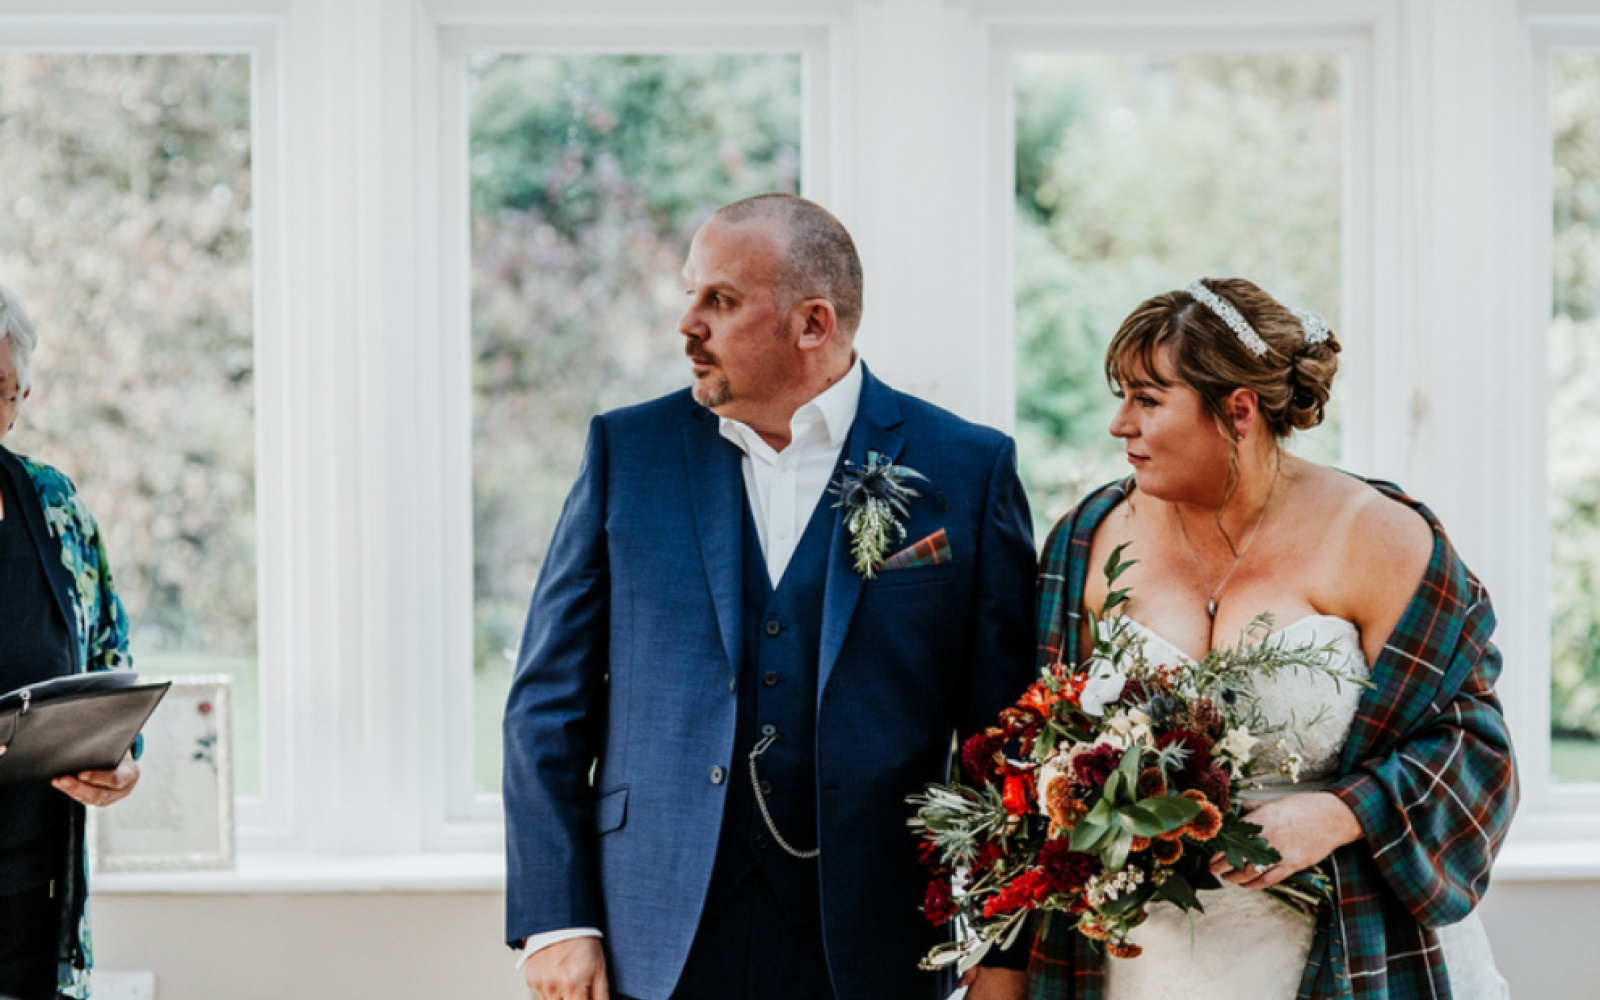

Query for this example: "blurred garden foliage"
[469,53,801,788]
[0,54,255,663]
[1012,53,1344,524]
[1551,52,1600,751]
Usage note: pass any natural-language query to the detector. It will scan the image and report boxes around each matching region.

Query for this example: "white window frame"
[0,0,1591,890]
[1509,11,1600,861]
[430,15,839,847]
[0,3,289,847]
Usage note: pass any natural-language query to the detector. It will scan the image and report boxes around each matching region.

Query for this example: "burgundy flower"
[1156,729,1213,785]
[1071,744,1124,791]
[923,878,958,925]
[1037,839,1098,895]
[1196,764,1232,812]
[971,840,1006,875]
[960,729,1004,785]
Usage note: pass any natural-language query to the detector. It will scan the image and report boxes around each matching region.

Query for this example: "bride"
[1025,278,1517,1000]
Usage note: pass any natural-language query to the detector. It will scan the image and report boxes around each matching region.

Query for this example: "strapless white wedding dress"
[1104,615,1509,1000]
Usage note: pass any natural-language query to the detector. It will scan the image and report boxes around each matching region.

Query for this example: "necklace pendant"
[1207,597,1218,619]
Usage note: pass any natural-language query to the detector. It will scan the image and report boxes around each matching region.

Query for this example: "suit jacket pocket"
[592,785,628,836]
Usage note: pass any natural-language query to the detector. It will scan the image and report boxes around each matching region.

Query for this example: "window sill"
[93,852,505,894]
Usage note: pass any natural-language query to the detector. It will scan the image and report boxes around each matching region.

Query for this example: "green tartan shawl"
[1025,477,1518,1000]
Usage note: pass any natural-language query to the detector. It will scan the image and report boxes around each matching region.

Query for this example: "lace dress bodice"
[1103,615,1507,1000]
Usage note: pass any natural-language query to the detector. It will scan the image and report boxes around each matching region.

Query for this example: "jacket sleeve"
[1329,576,1519,929]
[503,416,613,944]
[959,435,1037,742]
[964,436,1038,972]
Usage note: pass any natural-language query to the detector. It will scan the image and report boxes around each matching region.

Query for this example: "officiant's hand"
[1209,791,1362,889]
[525,937,609,1000]
[52,750,140,808]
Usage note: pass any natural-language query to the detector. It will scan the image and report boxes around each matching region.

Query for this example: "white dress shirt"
[518,359,864,967]
[717,357,862,587]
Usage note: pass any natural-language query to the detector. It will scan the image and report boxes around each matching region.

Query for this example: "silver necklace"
[1173,458,1281,620]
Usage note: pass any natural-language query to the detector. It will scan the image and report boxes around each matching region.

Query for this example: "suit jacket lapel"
[683,409,745,682]
[818,367,904,699]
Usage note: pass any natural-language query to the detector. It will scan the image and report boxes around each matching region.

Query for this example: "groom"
[504,194,1035,1000]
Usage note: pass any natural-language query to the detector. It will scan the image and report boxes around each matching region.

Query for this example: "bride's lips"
[1126,453,1148,465]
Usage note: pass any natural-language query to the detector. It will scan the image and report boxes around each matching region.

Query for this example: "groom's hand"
[961,966,1027,1000]
[524,937,609,1000]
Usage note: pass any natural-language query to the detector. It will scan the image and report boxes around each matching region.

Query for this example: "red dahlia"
[960,729,1004,785]
[1037,839,1098,895]
[923,878,958,925]
[1071,744,1124,791]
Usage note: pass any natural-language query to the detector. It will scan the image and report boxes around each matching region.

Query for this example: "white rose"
[1080,664,1127,717]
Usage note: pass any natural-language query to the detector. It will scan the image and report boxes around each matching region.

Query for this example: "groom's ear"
[794,297,838,353]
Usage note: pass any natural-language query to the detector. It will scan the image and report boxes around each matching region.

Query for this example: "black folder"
[0,672,170,785]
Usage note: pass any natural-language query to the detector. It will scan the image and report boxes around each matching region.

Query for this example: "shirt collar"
[718,356,863,461]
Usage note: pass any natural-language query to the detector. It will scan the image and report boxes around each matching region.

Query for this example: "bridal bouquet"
[908,545,1356,972]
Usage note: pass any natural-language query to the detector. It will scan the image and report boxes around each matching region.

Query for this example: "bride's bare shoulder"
[1315,469,1434,634]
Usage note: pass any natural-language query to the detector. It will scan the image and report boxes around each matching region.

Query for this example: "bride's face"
[1107,350,1232,504]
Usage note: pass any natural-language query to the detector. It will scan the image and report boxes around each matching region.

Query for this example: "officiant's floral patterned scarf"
[1026,477,1517,1000]
[14,451,132,999]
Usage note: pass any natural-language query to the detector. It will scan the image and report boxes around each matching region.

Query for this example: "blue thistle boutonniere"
[829,451,942,579]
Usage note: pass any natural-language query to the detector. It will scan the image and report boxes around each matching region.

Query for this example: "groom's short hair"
[714,194,864,336]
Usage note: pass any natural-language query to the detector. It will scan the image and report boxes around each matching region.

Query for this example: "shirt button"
[765,621,781,637]
[761,723,777,737]
[710,766,725,785]
[728,676,737,693]
[759,779,773,795]
[754,833,769,849]
[763,671,779,687]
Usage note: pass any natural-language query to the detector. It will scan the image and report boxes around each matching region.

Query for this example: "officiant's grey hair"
[714,193,864,337]
[0,283,39,392]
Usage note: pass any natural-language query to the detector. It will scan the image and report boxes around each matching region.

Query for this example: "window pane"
[0,55,257,793]
[470,53,802,793]
[1014,53,1343,526]
[1551,51,1600,783]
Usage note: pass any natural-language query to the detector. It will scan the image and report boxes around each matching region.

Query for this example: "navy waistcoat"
[706,483,836,925]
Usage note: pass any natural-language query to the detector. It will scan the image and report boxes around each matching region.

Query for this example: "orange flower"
[1180,789,1224,841]
[1106,941,1144,959]
[1045,776,1089,831]
[1018,680,1057,717]
[1002,772,1036,816]
[1128,836,1152,852]
[1137,767,1167,798]
[1152,837,1183,865]
[1077,918,1112,942]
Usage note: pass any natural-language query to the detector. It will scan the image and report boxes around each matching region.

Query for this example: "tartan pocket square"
[879,528,952,572]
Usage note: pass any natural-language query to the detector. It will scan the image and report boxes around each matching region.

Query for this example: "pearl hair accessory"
[1293,308,1330,345]
[1185,280,1268,356]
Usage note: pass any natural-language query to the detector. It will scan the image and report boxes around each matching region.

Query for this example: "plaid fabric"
[880,527,952,572]
[1025,478,1518,1000]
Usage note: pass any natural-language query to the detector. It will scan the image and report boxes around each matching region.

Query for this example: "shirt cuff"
[514,928,604,970]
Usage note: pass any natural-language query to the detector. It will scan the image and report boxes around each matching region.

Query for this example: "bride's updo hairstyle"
[1104,277,1341,440]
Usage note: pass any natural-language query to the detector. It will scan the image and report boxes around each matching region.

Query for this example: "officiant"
[0,282,140,1000]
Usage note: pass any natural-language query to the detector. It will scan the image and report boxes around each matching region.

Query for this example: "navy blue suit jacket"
[504,367,1036,1000]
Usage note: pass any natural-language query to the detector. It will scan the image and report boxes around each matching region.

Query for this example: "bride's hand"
[1208,792,1363,890]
